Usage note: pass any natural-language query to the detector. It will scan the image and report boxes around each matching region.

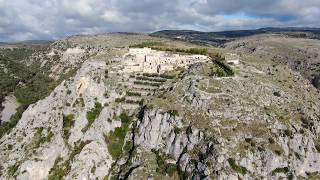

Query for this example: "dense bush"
[115,97,125,103]
[14,73,56,105]
[105,113,132,160]
[63,114,75,139]
[272,167,289,175]
[212,60,234,77]
[126,91,142,97]
[0,49,58,138]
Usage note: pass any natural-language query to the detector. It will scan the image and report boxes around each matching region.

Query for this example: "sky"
[0,0,320,42]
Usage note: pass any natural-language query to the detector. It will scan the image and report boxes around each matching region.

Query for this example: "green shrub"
[174,127,182,134]
[82,102,103,133]
[14,73,56,105]
[125,99,142,104]
[168,110,179,116]
[272,167,289,175]
[105,113,132,160]
[212,60,234,77]
[86,102,103,123]
[152,149,179,177]
[63,114,75,139]
[166,164,178,177]
[126,91,142,97]
[227,158,248,175]
[115,97,125,103]
[0,105,27,138]
[28,127,54,150]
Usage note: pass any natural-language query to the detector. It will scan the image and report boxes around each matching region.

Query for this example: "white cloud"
[102,10,130,23]
[0,0,320,42]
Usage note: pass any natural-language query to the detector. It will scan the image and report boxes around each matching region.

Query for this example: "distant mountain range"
[0,40,53,46]
[150,27,320,46]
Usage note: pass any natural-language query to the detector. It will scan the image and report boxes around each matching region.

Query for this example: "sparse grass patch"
[264,105,290,123]
[48,141,86,180]
[8,163,19,177]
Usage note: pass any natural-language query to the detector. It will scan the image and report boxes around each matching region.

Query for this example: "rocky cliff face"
[0,60,120,179]
[1,34,320,180]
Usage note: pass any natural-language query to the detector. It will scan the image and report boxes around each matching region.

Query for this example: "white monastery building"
[122,47,209,74]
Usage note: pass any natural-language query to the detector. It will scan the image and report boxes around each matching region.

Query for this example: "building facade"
[122,48,209,74]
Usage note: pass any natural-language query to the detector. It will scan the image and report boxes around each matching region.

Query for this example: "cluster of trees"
[0,48,57,138]
[153,47,208,55]
[208,53,235,77]
[130,41,208,55]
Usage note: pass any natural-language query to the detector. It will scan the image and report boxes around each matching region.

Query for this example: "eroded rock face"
[0,60,121,180]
